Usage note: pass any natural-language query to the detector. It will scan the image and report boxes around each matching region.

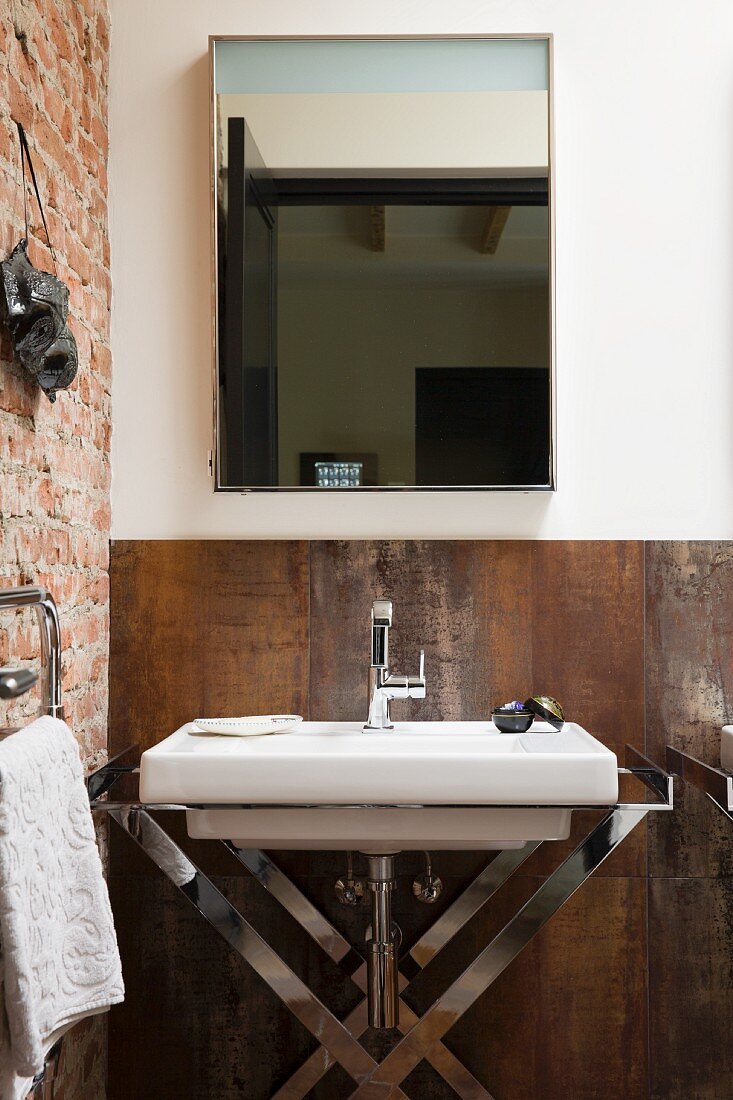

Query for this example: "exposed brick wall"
[0,3,111,1095]
[0,0,111,770]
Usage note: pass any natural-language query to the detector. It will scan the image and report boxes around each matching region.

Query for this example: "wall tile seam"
[0,509,110,526]
[0,536,109,553]
[0,580,108,598]
[0,628,107,653]
[0,575,110,596]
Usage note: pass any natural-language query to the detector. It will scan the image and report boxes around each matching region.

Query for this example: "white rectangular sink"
[139,721,618,852]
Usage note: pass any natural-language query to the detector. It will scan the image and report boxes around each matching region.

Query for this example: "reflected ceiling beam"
[481,205,511,254]
[369,205,385,252]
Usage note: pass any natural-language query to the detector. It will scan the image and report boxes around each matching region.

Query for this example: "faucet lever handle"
[418,649,425,681]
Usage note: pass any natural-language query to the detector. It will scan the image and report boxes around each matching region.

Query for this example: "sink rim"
[140,720,619,808]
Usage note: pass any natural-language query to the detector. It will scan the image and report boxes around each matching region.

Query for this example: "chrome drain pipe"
[366,854,400,1028]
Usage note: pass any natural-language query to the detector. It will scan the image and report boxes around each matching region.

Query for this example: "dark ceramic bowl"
[492,709,534,734]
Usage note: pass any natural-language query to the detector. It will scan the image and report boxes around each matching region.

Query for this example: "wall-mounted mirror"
[211,36,554,491]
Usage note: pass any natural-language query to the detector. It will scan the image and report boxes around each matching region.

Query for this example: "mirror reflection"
[213,38,553,489]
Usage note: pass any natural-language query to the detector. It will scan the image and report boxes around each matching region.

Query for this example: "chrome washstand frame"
[89,743,672,1099]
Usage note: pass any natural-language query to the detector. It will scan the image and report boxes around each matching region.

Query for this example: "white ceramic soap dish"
[193,715,303,737]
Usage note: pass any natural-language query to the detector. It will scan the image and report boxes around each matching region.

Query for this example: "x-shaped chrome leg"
[226,845,542,1099]
[109,806,650,1100]
[108,808,411,1098]
[348,807,649,1098]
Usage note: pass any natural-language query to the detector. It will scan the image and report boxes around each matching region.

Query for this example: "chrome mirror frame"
[209,34,556,493]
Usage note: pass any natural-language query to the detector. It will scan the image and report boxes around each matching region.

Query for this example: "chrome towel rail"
[0,586,63,719]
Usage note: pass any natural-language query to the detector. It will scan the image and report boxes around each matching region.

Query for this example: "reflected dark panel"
[415,367,550,486]
[220,118,277,486]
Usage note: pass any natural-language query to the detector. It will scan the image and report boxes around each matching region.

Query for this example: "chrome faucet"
[364,599,426,730]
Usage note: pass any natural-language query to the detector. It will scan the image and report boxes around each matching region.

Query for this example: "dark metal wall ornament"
[0,123,78,402]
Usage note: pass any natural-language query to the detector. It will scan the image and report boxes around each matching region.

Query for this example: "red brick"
[0,0,111,898]
[7,73,35,129]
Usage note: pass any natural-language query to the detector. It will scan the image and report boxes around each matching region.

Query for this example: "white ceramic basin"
[139,721,618,852]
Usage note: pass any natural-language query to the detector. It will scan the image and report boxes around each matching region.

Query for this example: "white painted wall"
[110,1,733,538]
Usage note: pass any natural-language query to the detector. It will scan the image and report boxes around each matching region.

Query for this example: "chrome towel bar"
[0,586,63,719]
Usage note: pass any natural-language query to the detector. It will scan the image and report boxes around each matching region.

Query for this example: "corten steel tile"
[309,540,533,724]
[108,538,310,883]
[108,873,338,1100]
[447,875,649,1100]
[310,541,645,878]
[109,540,310,755]
[528,541,646,878]
[648,876,733,1100]
[646,541,733,879]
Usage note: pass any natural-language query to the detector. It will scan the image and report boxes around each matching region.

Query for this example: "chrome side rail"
[622,743,674,808]
[666,744,733,819]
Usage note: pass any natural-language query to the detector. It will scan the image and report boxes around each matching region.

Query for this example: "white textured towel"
[0,717,123,1098]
